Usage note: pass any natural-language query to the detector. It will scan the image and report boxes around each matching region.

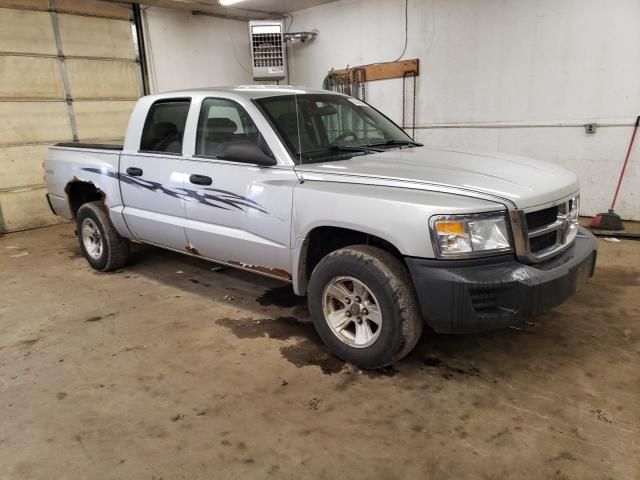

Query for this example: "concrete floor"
[1,223,639,480]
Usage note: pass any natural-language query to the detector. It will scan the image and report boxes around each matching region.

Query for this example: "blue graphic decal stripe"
[80,167,268,214]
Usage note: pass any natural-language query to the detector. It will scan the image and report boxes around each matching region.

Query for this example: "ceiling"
[134,0,338,19]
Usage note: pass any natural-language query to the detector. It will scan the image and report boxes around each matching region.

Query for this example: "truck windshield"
[255,94,420,164]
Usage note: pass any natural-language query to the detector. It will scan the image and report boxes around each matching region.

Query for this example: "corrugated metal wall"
[0,0,143,233]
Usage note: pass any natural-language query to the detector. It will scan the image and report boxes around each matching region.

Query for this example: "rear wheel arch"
[65,180,106,220]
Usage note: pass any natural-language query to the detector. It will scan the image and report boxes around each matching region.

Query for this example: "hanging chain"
[402,73,407,129]
[402,71,417,139]
[411,72,417,139]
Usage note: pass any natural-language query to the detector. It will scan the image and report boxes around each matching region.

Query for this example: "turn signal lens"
[433,220,465,235]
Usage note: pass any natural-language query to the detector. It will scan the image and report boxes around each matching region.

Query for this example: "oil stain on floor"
[256,286,306,308]
[216,316,345,375]
[216,315,405,377]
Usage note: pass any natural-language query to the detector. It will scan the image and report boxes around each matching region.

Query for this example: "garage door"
[0,0,143,233]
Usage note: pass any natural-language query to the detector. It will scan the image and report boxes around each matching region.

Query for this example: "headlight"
[430,213,512,258]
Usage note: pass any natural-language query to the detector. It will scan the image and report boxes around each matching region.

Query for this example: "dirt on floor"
[0,224,639,480]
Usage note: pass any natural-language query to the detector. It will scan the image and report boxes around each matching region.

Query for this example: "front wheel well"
[65,180,105,219]
[299,226,404,293]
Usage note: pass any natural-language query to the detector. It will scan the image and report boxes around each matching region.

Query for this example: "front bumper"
[405,227,597,334]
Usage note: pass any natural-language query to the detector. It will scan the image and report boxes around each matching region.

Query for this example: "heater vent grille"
[249,21,286,81]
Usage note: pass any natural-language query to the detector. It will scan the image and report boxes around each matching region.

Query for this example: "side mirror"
[217,142,276,166]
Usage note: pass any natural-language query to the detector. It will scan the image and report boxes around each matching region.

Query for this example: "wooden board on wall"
[329,59,419,82]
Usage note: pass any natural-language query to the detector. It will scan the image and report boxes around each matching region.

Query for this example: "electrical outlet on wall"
[584,123,598,134]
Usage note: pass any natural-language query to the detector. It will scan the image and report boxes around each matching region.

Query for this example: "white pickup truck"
[44,85,597,368]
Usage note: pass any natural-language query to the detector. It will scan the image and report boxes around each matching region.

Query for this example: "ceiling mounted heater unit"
[249,20,286,81]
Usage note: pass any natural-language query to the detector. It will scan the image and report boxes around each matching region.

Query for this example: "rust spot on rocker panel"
[228,261,292,281]
[185,245,201,256]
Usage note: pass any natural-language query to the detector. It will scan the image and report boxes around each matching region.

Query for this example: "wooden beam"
[328,59,419,82]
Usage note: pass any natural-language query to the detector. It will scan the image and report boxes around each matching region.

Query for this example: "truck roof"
[160,85,339,100]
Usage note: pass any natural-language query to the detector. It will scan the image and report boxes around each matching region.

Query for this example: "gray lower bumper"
[405,227,598,334]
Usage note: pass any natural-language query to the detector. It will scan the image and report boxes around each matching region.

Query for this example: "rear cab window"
[140,98,191,154]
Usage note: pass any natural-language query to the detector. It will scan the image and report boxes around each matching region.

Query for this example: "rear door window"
[140,99,190,154]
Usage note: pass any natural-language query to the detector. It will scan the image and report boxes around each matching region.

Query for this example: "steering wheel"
[330,131,358,145]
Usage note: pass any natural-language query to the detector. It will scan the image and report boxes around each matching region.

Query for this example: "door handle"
[126,167,143,176]
[189,174,213,186]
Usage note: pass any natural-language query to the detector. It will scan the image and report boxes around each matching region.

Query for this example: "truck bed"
[54,142,123,151]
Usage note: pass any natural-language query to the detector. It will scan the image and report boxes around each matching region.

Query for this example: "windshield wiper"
[328,144,384,153]
[365,139,423,148]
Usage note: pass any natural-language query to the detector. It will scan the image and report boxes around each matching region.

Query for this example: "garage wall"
[288,0,640,220]
[0,0,143,233]
[141,6,253,93]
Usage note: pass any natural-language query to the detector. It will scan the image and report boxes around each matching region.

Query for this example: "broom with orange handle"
[590,115,640,230]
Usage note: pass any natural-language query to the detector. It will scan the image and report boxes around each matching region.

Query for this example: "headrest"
[206,117,237,133]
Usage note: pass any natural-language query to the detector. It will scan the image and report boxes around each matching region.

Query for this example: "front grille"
[529,231,557,253]
[526,206,558,230]
[512,196,579,263]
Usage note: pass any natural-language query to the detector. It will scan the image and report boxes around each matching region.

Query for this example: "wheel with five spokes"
[308,245,423,369]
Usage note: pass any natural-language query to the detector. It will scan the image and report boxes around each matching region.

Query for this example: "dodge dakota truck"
[44,85,597,369]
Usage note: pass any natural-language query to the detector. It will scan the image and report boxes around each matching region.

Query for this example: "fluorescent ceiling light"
[219,0,245,5]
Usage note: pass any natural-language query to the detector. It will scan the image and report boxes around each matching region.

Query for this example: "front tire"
[308,245,423,369]
[76,201,130,271]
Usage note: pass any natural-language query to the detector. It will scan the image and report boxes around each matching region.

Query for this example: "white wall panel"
[142,6,253,93]
[288,0,640,219]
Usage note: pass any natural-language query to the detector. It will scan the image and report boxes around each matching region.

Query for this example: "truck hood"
[295,146,579,209]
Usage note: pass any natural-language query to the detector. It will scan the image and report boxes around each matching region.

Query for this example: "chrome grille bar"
[510,196,579,264]
[528,219,565,238]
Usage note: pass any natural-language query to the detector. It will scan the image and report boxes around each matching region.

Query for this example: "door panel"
[181,96,294,279]
[182,160,296,280]
[119,98,191,250]
[119,153,188,250]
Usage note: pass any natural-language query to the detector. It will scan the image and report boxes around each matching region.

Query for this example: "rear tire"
[308,245,423,369]
[76,201,129,271]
